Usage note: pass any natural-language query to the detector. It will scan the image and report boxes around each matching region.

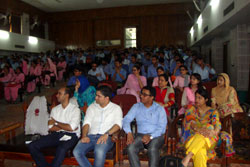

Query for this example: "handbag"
[159,155,182,167]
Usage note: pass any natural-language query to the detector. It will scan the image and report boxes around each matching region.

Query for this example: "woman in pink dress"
[0,66,13,102]
[117,64,147,102]
[178,73,203,115]
[27,61,42,93]
[173,65,190,92]
[57,56,67,81]
[41,58,57,87]
[4,67,25,102]
[20,59,28,76]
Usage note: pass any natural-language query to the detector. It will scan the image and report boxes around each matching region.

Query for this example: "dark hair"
[141,86,156,99]
[159,57,165,63]
[64,87,71,96]
[133,64,141,71]
[16,67,23,73]
[179,65,188,71]
[157,66,164,72]
[159,73,169,82]
[115,58,122,64]
[176,58,184,64]
[189,73,203,89]
[74,66,83,72]
[152,55,158,60]
[195,88,211,106]
[97,85,112,100]
[131,54,137,59]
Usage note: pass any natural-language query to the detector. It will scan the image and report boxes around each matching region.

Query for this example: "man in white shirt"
[28,87,81,167]
[73,85,123,167]
[88,62,106,81]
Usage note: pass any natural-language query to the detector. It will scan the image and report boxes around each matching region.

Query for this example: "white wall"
[0,30,55,53]
[188,0,250,46]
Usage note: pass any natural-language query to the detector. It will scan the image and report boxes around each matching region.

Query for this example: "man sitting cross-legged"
[28,87,81,167]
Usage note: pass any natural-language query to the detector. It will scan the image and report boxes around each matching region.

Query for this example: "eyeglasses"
[132,69,137,72]
[140,92,151,97]
[180,69,186,71]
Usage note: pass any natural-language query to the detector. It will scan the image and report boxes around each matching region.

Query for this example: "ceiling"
[20,0,192,12]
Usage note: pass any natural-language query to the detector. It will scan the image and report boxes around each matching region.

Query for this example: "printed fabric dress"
[179,105,234,159]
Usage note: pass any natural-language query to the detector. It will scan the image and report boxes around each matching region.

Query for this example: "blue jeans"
[27,131,78,167]
[73,134,114,167]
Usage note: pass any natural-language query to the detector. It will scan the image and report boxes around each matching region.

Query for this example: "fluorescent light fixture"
[28,36,38,44]
[197,15,202,26]
[210,0,220,8]
[190,27,194,36]
[0,30,9,39]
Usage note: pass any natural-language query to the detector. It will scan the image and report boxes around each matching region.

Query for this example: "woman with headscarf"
[211,73,243,118]
[57,56,67,81]
[74,76,96,114]
[27,60,42,93]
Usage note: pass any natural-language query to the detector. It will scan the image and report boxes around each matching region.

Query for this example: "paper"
[59,135,72,141]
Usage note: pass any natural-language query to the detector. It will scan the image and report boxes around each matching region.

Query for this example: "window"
[125,27,136,48]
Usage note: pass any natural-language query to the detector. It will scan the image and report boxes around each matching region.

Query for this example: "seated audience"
[28,87,80,167]
[57,56,67,81]
[178,73,202,115]
[193,57,216,82]
[111,59,127,86]
[88,61,106,81]
[117,64,147,102]
[152,66,165,87]
[73,86,122,167]
[67,66,89,90]
[74,76,96,108]
[155,74,175,116]
[4,67,25,103]
[173,65,190,92]
[147,55,162,78]
[172,59,185,76]
[123,86,167,167]
[211,73,243,118]
[181,88,221,167]
[27,61,42,93]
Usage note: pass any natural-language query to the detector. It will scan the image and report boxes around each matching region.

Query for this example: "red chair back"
[203,81,217,98]
[111,94,137,116]
[98,80,118,93]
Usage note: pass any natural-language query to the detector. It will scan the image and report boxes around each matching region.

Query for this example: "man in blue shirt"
[193,57,216,82]
[147,56,162,78]
[111,59,127,85]
[123,86,167,167]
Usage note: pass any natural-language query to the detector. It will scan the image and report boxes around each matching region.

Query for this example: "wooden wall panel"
[48,3,196,49]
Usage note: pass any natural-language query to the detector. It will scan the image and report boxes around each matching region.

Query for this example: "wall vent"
[203,26,208,34]
[224,2,234,16]
[15,45,25,49]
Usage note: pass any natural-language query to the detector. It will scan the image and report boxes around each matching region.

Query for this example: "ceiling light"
[210,0,220,8]
[190,27,194,36]
[0,30,9,39]
[97,0,104,4]
[29,36,38,45]
[197,15,202,26]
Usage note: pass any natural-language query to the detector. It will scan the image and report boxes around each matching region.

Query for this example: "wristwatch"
[105,131,112,136]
